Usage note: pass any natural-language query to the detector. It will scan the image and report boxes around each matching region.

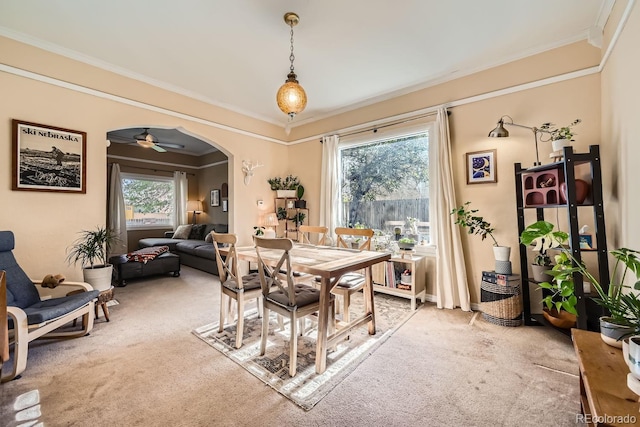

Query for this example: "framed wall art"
[12,119,87,193]
[211,189,220,207]
[466,149,497,184]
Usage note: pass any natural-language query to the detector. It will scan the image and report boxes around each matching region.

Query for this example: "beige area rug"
[192,292,418,410]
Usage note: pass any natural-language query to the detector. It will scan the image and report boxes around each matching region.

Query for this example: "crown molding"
[107,154,227,170]
[0,26,284,128]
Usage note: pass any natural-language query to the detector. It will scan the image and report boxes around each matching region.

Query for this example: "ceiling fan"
[133,128,167,152]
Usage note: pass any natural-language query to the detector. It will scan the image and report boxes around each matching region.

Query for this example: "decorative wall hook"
[242,160,264,185]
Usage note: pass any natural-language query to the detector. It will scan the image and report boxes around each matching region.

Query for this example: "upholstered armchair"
[0,230,99,382]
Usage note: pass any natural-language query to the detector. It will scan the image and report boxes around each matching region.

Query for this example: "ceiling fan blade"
[151,144,167,153]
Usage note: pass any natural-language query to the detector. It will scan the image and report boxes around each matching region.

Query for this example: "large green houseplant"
[66,226,118,292]
[570,248,640,346]
[542,247,640,344]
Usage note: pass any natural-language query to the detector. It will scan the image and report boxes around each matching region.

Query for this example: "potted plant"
[294,185,306,208]
[253,226,265,236]
[289,211,306,228]
[568,248,640,347]
[398,237,416,250]
[519,220,568,282]
[276,207,288,221]
[66,226,118,292]
[267,174,300,198]
[540,119,582,152]
[538,251,578,328]
[450,202,509,261]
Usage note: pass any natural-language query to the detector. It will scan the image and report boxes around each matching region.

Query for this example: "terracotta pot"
[560,179,589,204]
[542,308,576,329]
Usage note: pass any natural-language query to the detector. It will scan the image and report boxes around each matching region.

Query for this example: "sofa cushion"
[173,224,192,240]
[175,240,210,256]
[204,232,213,243]
[189,224,207,240]
[193,245,216,261]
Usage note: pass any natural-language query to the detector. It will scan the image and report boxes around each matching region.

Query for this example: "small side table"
[95,287,115,322]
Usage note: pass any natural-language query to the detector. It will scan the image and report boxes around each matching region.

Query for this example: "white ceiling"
[0,0,609,129]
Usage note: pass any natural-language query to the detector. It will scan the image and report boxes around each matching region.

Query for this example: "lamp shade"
[488,119,509,138]
[262,212,280,227]
[276,73,307,118]
[187,200,203,212]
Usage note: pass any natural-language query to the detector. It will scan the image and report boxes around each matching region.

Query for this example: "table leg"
[365,266,376,335]
[315,277,331,374]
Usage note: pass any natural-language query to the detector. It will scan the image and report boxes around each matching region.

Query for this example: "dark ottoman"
[110,252,181,287]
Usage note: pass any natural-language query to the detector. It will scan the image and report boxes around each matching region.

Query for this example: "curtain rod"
[321,110,450,142]
[108,162,196,176]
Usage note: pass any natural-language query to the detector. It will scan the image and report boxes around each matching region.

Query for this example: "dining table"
[230,243,390,374]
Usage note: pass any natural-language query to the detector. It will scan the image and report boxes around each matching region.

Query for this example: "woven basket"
[480,280,523,327]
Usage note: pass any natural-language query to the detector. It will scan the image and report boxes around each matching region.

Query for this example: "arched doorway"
[106,126,229,252]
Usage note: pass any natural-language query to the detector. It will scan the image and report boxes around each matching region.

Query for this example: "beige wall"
[2,22,633,306]
[601,1,640,249]
[0,37,288,282]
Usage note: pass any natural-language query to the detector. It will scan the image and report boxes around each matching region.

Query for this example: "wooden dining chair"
[298,225,328,246]
[212,232,263,349]
[332,227,375,323]
[254,236,334,376]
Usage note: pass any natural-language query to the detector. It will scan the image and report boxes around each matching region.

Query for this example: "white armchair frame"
[3,280,95,383]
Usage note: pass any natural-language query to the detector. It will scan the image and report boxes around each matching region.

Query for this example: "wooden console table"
[572,329,640,426]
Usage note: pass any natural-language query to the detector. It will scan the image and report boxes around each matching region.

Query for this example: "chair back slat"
[254,237,296,306]
[335,227,374,251]
[298,225,328,246]
[212,232,243,288]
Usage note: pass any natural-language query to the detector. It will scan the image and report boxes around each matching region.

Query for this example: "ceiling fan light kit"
[133,128,167,152]
[276,12,307,119]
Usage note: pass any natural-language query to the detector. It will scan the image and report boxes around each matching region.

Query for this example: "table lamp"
[261,212,279,238]
[187,200,203,224]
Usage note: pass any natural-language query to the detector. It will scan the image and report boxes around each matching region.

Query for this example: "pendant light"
[276,12,307,119]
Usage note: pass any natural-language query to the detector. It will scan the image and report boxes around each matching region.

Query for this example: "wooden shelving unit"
[514,145,609,331]
[274,197,308,240]
[372,254,426,310]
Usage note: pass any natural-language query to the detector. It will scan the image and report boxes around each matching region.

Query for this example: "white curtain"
[433,108,471,311]
[174,171,188,227]
[108,163,128,255]
[320,135,340,241]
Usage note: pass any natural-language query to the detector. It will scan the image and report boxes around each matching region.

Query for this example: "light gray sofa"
[138,223,228,275]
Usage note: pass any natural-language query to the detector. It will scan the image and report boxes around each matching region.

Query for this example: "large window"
[339,131,430,244]
[121,173,175,229]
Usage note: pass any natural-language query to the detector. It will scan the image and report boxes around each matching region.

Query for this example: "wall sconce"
[187,200,203,224]
[488,115,551,166]
[241,160,264,185]
[261,212,280,238]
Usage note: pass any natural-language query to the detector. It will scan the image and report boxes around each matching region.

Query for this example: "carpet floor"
[0,266,583,426]
[192,292,417,410]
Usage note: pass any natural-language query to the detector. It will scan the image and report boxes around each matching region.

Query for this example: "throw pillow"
[189,224,207,240]
[204,232,213,243]
[173,224,193,240]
